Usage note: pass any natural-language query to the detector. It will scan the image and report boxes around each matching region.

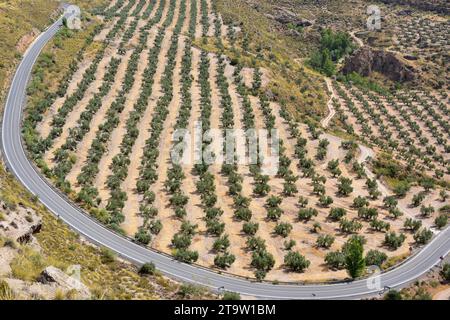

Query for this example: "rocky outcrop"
[0,202,42,244]
[396,9,413,16]
[38,266,91,299]
[3,266,91,300]
[0,203,90,299]
[265,6,313,28]
[342,47,416,82]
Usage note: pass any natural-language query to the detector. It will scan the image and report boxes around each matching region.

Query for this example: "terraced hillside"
[23,0,448,284]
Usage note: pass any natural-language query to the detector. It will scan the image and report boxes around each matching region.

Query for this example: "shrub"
[178,284,205,298]
[328,207,346,221]
[435,214,448,229]
[222,291,241,300]
[100,247,116,264]
[298,208,318,221]
[413,287,432,300]
[325,251,346,270]
[384,290,402,300]
[139,262,156,275]
[10,247,48,281]
[134,228,151,245]
[365,250,387,267]
[251,250,275,272]
[414,228,433,245]
[316,234,335,248]
[284,239,296,251]
[242,222,259,236]
[384,232,406,250]
[214,252,236,269]
[284,251,310,272]
[311,222,321,233]
[441,263,450,281]
[274,222,293,238]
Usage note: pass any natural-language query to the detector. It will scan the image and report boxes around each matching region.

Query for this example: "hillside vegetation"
[0,0,59,105]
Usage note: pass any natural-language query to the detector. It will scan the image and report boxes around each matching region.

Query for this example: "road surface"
[1,11,449,300]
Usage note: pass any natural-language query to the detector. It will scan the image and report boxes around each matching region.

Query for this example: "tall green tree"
[345,237,366,279]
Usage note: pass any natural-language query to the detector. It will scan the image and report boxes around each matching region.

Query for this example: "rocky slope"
[342,46,416,82]
[0,199,91,299]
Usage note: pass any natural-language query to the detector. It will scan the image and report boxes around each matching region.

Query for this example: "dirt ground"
[181,47,214,268]
[120,0,181,235]
[241,67,270,89]
[43,53,113,167]
[65,49,134,191]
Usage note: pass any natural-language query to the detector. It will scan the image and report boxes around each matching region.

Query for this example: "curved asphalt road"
[2,13,449,300]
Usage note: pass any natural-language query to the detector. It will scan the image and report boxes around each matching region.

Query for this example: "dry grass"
[0,280,16,300]
[0,163,208,299]
[10,246,65,282]
[0,0,59,106]
[27,15,104,108]
[0,0,108,110]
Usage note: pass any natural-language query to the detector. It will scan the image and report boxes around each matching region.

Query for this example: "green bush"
[100,247,116,264]
[284,251,310,272]
[222,291,241,300]
[441,263,450,281]
[178,284,205,298]
[435,214,448,229]
[139,262,156,275]
[365,250,387,267]
[308,29,354,76]
[384,290,402,300]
